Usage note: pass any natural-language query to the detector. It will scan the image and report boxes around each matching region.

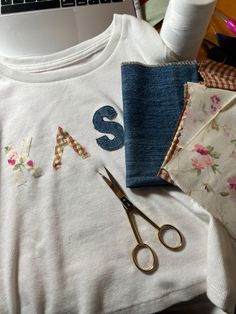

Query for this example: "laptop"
[0,0,140,56]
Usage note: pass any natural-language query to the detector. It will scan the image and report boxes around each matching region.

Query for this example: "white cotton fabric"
[0,14,235,314]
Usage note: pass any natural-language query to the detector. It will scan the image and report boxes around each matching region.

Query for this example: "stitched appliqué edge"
[4,138,42,186]
[52,126,90,170]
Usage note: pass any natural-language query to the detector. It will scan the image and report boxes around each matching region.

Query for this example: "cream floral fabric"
[161,83,236,238]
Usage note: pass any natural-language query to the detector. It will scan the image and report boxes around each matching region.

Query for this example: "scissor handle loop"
[132,243,158,274]
[158,224,183,251]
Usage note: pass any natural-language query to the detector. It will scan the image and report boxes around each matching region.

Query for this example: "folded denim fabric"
[121,61,199,187]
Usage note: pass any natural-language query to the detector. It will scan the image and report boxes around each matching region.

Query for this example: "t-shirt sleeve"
[123,14,179,64]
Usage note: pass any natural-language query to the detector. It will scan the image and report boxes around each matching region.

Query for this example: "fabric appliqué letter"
[52,126,90,170]
[93,105,124,151]
[4,138,42,186]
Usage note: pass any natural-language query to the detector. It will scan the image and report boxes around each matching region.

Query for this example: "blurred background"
[141,0,236,63]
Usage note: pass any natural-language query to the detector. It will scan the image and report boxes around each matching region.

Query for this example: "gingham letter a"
[52,126,90,170]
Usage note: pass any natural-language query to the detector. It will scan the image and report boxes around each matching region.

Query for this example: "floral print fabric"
[4,138,42,186]
[160,83,236,238]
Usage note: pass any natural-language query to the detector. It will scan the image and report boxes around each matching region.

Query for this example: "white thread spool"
[160,0,216,60]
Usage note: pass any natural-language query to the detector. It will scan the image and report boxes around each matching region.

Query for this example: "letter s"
[93,105,124,151]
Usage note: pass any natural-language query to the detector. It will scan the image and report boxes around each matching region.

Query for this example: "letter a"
[52,126,89,170]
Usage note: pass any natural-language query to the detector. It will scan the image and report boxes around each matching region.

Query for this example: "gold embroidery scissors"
[99,167,184,273]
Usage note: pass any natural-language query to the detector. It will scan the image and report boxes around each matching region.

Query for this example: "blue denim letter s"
[93,105,124,151]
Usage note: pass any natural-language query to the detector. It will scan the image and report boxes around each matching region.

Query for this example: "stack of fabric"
[159,60,236,238]
[121,61,199,187]
[121,59,236,314]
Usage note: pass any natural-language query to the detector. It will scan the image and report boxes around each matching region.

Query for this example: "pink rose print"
[211,95,220,105]
[192,158,206,170]
[209,95,221,114]
[192,156,214,170]
[27,160,34,167]
[191,144,220,175]
[203,156,214,166]
[193,144,209,155]
[8,158,16,166]
[7,152,18,166]
[227,176,236,202]
[227,176,236,189]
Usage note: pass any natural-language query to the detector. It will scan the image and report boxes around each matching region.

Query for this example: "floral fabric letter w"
[4,138,42,186]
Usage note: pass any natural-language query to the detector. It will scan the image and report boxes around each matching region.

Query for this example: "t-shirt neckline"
[0,14,123,83]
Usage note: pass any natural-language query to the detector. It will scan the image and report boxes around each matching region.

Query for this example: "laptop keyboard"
[1,0,123,14]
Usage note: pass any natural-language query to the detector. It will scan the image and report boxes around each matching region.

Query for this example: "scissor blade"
[98,171,113,189]
[98,167,125,199]
[99,168,138,213]
[104,167,126,196]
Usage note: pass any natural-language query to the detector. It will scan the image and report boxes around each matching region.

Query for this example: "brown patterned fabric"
[158,85,190,185]
[53,126,89,170]
[199,60,236,91]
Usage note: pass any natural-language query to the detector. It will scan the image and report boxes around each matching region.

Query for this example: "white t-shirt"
[0,14,235,314]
